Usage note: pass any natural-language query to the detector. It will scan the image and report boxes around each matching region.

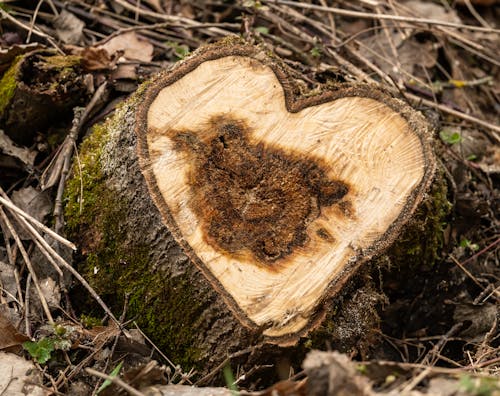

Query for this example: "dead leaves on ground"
[0,0,499,394]
[0,307,29,351]
[69,31,154,80]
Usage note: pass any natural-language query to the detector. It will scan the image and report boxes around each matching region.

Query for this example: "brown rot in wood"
[172,115,348,264]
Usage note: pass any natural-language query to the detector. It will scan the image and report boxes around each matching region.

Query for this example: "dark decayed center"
[172,116,348,264]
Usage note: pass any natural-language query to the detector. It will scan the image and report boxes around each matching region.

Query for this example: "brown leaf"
[253,378,307,396]
[361,33,438,78]
[0,305,29,350]
[111,64,138,80]
[0,130,37,167]
[304,351,374,396]
[99,32,153,63]
[11,187,51,226]
[405,1,462,24]
[0,352,45,394]
[53,10,85,45]
[82,323,121,346]
[477,145,500,174]
[101,361,167,396]
[0,261,18,304]
[81,47,117,71]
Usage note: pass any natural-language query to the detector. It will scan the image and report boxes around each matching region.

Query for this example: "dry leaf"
[0,261,18,304]
[304,351,373,396]
[454,303,498,342]
[80,47,116,71]
[39,277,61,310]
[405,1,462,24]
[0,306,29,350]
[361,32,437,77]
[98,32,153,63]
[0,130,37,168]
[82,323,121,345]
[53,10,85,45]
[101,361,167,396]
[140,385,233,396]
[252,378,307,396]
[11,187,51,225]
[0,352,46,395]
[8,187,52,241]
[477,145,500,174]
[456,0,498,5]
[96,32,153,81]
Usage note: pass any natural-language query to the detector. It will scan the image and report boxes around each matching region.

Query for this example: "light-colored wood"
[136,46,435,340]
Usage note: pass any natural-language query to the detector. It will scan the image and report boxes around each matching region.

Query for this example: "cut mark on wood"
[136,45,435,341]
[171,115,348,265]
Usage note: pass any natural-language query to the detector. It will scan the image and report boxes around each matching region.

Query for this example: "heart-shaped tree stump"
[65,42,442,376]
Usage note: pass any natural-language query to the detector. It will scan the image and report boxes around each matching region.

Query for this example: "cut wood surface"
[135,43,436,340]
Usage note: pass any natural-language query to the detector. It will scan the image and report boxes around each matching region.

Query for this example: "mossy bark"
[64,46,450,382]
[0,50,85,145]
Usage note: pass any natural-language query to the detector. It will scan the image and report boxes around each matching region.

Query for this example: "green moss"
[80,314,102,328]
[40,54,81,69]
[0,56,20,116]
[120,257,205,366]
[64,114,205,371]
[64,123,109,232]
[382,169,452,270]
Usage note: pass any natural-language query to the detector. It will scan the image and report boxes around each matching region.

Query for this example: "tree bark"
[64,41,447,380]
[0,49,85,145]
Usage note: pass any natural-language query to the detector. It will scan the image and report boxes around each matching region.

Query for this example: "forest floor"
[0,1,498,395]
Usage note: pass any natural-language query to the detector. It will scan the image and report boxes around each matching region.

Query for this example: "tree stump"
[65,41,445,378]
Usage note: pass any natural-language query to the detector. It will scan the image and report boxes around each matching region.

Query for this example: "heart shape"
[136,45,435,341]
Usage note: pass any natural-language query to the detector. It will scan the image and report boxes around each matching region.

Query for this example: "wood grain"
[136,44,435,340]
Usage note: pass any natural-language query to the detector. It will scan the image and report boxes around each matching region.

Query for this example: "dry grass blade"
[0,8,63,53]
[111,0,234,37]
[0,207,54,325]
[407,94,500,142]
[0,190,120,329]
[85,367,146,396]
[0,196,76,250]
[266,0,500,33]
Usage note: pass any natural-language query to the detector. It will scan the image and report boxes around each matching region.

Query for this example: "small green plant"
[23,323,75,364]
[165,42,190,60]
[96,361,123,394]
[80,314,103,328]
[459,374,500,396]
[439,129,462,145]
[23,338,55,364]
[460,238,479,252]
[223,364,239,396]
[255,26,269,35]
[310,46,322,58]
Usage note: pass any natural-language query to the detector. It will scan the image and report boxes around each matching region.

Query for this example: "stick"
[0,196,76,251]
[0,207,54,324]
[85,368,146,396]
[266,0,500,33]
